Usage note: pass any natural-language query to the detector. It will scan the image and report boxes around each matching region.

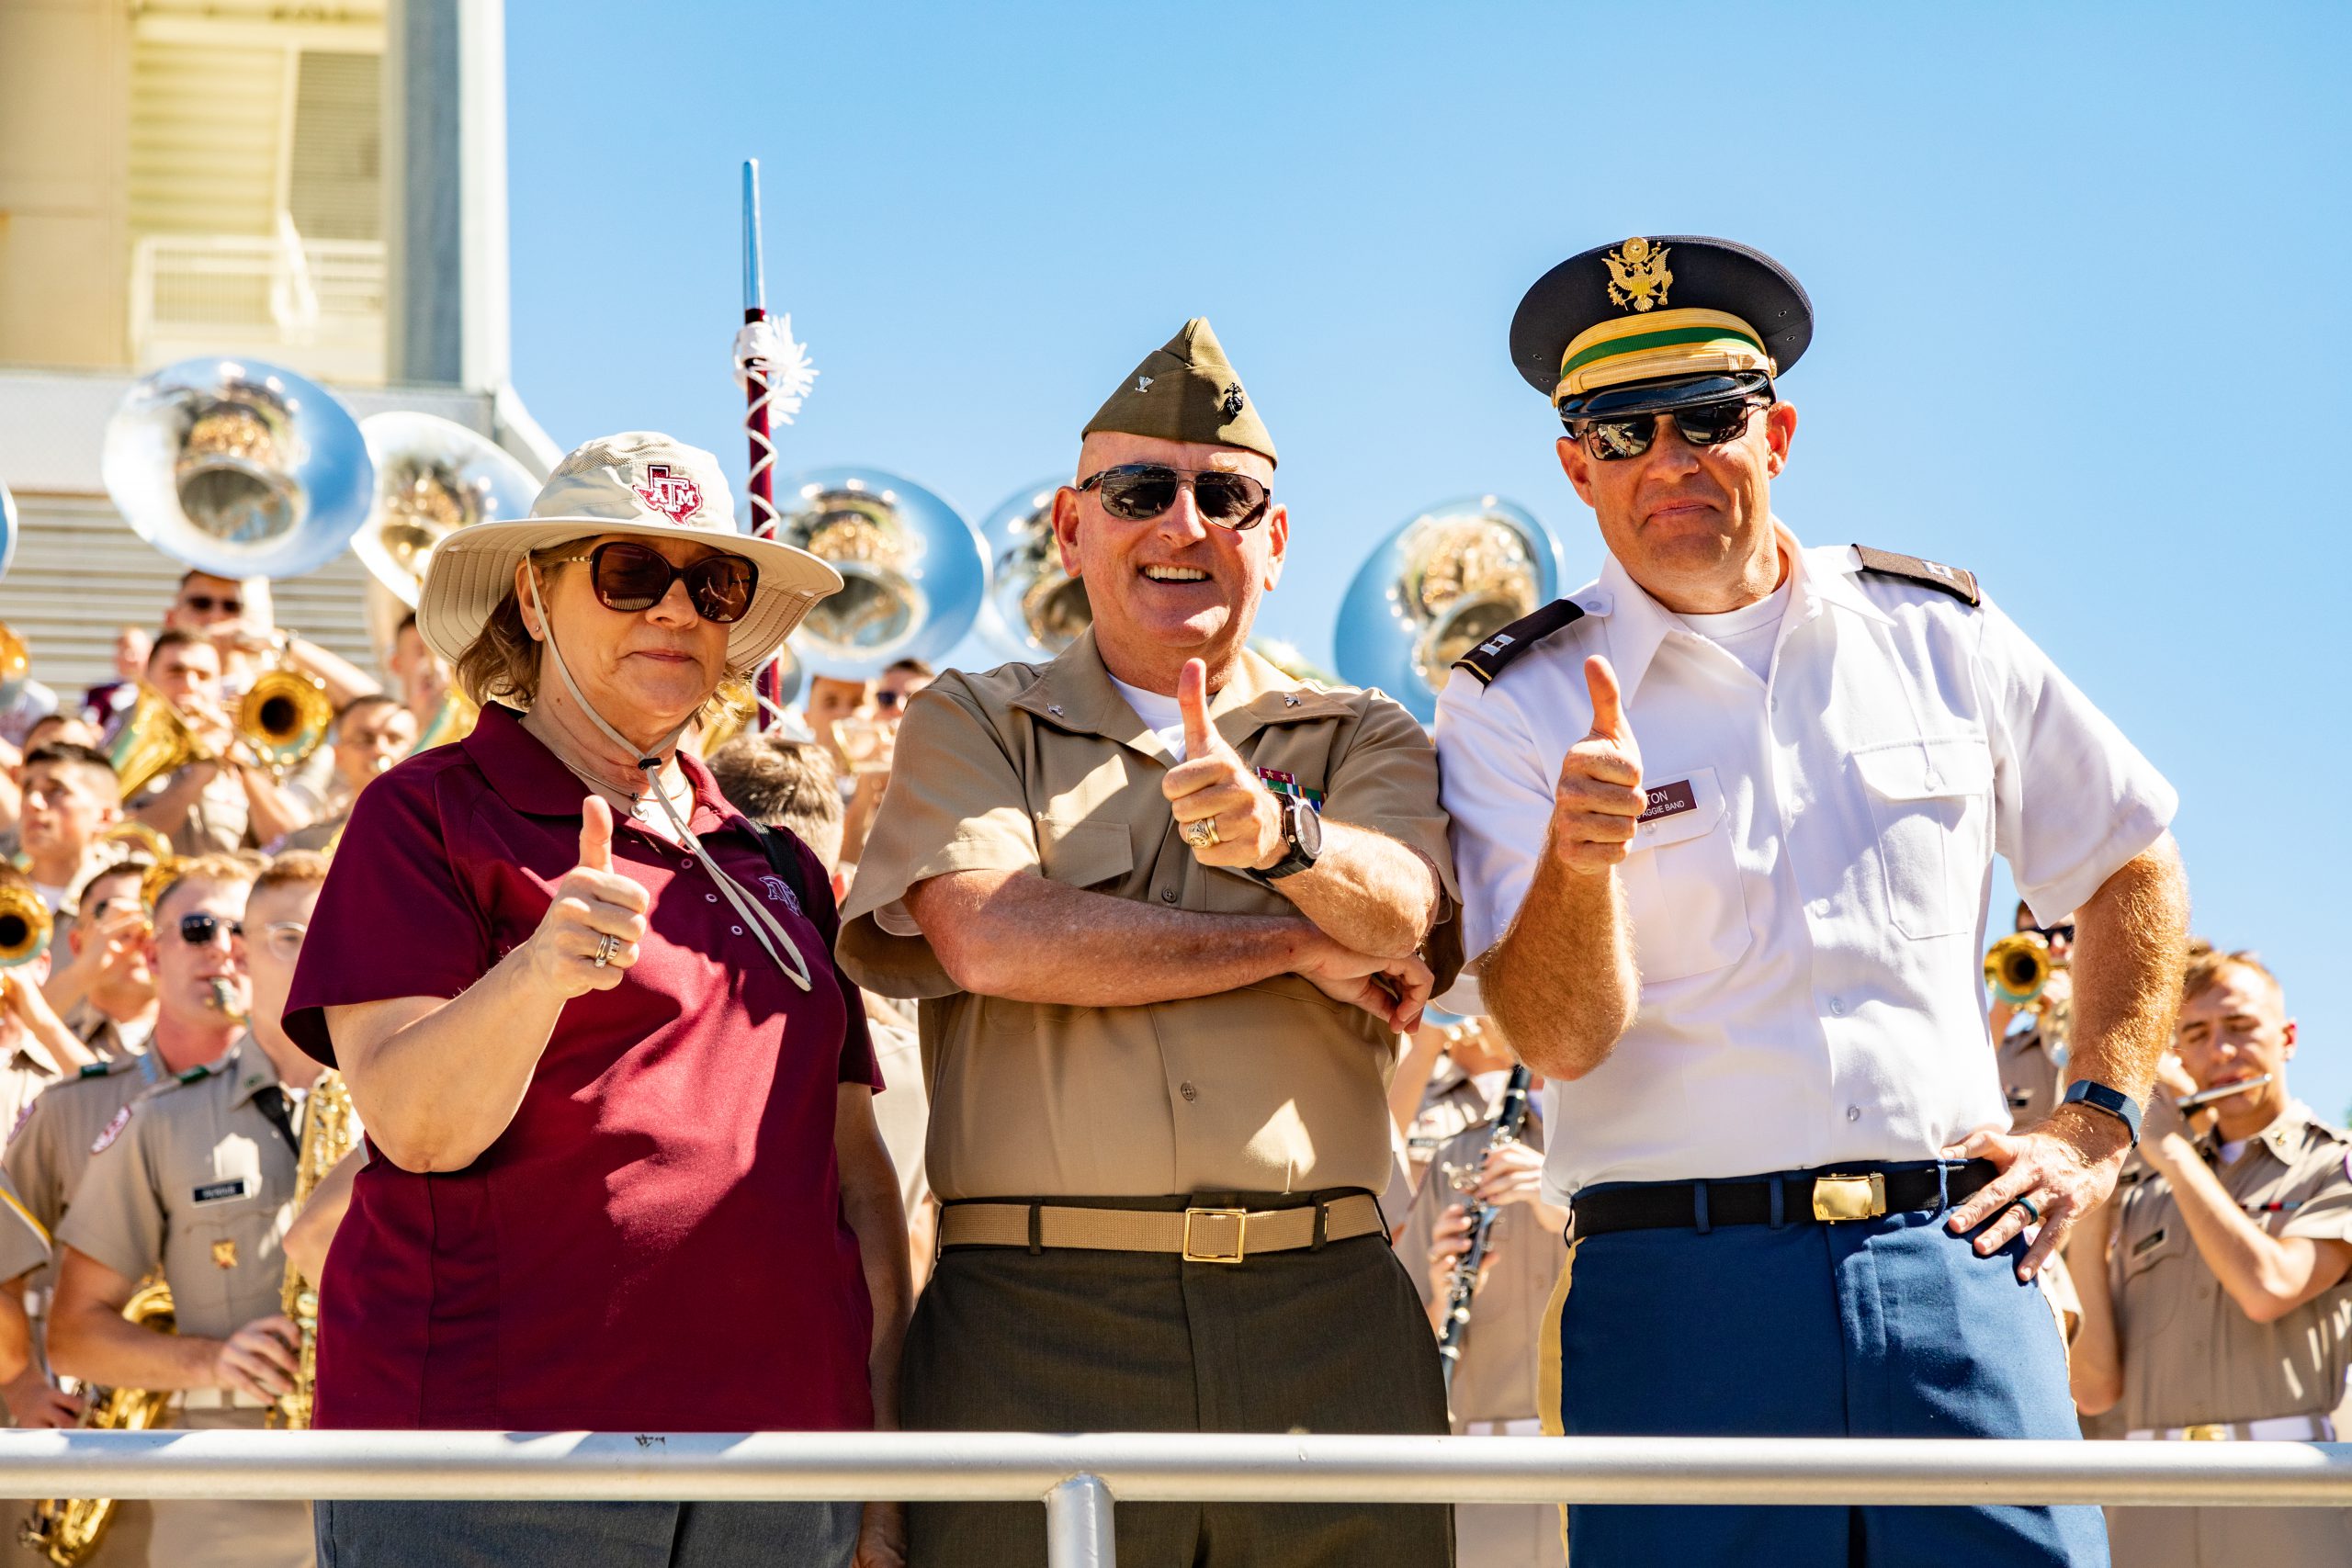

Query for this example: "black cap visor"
[1557,371,1772,424]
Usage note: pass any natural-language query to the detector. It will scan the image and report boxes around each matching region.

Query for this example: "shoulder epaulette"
[1451,600,1588,687]
[77,1061,119,1079]
[175,1064,215,1086]
[1852,545,1981,607]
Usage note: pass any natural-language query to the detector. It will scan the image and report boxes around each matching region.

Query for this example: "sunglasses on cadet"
[1573,397,1770,461]
[1076,466,1272,531]
[180,594,243,615]
[548,542,758,624]
[177,912,243,946]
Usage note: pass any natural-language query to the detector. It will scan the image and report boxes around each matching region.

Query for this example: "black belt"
[1571,1160,1999,1237]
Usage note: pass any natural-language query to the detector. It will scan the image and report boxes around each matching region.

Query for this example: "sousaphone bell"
[0,479,26,684]
[972,478,1091,662]
[1335,495,1566,724]
[101,356,376,580]
[775,467,988,680]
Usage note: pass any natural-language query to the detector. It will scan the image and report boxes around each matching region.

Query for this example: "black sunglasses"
[177,912,243,945]
[551,541,758,624]
[1573,397,1769,461]
[181,593,243,614]
[1075,465,1272,531]
[2031,922,2077,944]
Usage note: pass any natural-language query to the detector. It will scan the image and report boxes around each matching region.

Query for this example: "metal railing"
[1,1431,2346,1567]
[128,230,387,383]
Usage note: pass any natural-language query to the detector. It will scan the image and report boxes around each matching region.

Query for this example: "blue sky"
[506,3,2352,1117]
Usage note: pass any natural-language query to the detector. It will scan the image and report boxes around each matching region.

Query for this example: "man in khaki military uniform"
[2071,948,2352,1566]
[1401,1020,1514,1190]
[49,856,322,1568]
[1399,1035,1567,1568]
[45,859,160,1057]
[842,319,1460,1568]
[0,866,99,1150]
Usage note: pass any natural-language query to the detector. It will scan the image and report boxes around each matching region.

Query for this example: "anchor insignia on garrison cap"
[1603,237,1673,312]
[1221,383,1247,419]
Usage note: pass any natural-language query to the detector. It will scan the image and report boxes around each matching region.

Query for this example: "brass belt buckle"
[1812,1173,1887,1223]
[1182,1207,1250,1264]
[2182,1423,2233,1441]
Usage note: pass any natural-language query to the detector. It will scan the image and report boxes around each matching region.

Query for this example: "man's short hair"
[2183,946,2283,1009]
[255,849,332,897]
[147,626,210,667]
[151,852,258,920]
[882,657,934,680]
[23,741,119,791]
[334,692,402,736]
[707,738,843,869]
[76,859,150,916]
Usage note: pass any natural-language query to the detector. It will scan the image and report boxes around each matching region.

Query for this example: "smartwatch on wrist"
[2061,1078,2143,1147]
[1246,793,1323,884]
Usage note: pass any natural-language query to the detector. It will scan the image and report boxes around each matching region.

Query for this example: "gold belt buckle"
[1812,1173,1887,1223]
[2181,1423,2233,1441]
[1182,1207,1250,1264]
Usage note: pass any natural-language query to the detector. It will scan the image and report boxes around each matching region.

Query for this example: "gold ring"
[1184,818,1221,851]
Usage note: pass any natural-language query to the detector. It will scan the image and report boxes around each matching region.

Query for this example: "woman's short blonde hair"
[453,547,750,722]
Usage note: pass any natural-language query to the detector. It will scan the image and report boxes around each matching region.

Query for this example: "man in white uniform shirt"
[1435,235,2191,1568]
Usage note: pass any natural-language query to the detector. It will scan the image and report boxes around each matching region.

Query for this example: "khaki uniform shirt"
[63,1010,153,1065]
[1399,1097,1564,1426]
[0,1049,62,1162]
[1406,1055,1498,1187]
[1996,1026,2065,1130]
[2110,1102,2352,1430]
[5,1053,167,1245]
[56,1045,298,1341]
[138,766,252,856]
[839,632,1461,1200]
[0,1169,50,1284]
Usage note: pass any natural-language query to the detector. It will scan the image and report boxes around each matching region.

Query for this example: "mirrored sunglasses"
[177,912,243,946]
[1076,465,1272,531]
[1574,397,1769,461]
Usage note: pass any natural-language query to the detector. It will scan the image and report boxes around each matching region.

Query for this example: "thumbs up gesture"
[526,795,655,998]
[1162,659,1286,872]
[1551,656,1645,875]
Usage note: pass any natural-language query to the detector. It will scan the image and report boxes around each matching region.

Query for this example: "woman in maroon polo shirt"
[286,434,911,1568]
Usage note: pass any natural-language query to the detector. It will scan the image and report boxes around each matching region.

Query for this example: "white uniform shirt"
[1435,524,2177,1196]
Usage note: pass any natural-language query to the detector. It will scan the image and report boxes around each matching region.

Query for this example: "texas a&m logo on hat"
[633,462,704,525]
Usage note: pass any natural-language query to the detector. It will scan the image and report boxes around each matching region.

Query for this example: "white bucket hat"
[414,431,842,671]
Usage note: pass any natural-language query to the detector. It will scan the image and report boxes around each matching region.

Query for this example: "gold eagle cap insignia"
[1603,237,1672,312]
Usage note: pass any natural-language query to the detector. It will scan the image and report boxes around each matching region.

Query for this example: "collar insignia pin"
[1047,704,1063,716]
[1283,694,1300,707]
[1603,237,1673,312]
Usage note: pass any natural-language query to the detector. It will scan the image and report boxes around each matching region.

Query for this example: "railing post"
[1045,1472,1115,1568]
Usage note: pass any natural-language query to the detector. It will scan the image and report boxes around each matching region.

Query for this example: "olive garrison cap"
[1082,317,1277,466]
[1510,236,1813,420]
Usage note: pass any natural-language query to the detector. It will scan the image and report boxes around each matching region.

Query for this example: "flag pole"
[741,159,784,728]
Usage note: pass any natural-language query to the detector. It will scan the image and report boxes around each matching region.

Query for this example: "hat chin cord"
[526,562,810,992]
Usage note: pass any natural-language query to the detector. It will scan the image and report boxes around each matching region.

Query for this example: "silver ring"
[593,932,618,968]
[2011,1195,2041,1225]
[1183,818,1220,851]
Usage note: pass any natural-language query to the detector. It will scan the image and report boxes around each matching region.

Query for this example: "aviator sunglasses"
[176,912,243,946]
[179,593,243,615]
[548,541,759,624]
[1075,465,1272,532]
[1573,396,1770,462]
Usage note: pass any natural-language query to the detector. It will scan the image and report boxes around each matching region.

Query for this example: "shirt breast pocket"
[1036,817,1134,891]
[2120,1222,2188,1337]
[1620,766,1751,985]
[1849,737,1994,941]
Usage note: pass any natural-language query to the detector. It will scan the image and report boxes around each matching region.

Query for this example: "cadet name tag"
[2131,1227,2166,1258]
[191,1178,253,1205]
[1639,779,1698,824]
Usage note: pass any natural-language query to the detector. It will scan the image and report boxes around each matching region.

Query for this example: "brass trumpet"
[237,665,333,776]
[1984,931,2053,1009]
[107,682,212,801]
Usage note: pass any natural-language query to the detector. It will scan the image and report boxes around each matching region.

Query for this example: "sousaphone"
[101,356,375,580]
[775,467,988,680]
[971,478,1090,662]
[1335,495,1566,724]
[0,479,26,684]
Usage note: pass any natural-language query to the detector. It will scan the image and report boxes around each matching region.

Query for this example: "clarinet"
[1438,1063,1533,1395]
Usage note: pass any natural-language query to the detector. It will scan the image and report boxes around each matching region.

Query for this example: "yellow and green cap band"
[1555,307,1775,403]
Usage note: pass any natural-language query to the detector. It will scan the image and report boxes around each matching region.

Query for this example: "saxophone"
[1436,1064,1533,1398]
[269,1069,357,1429]
[21,1282,178,1568]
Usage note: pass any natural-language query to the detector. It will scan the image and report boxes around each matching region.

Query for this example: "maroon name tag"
[1639,779,1698,824]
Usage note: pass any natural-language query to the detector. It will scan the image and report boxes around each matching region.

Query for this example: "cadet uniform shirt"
[56,1045,296,1343]
[839,630,1461,1200]
[65,1008,154,1064]
[1997,1027,2066,1130]
[2109,1103,2352,1431]
[0,1047,61,1165]
[1436,525,2177,1195]
[0,1168,51,1284]
[6,1053,167,1241]
[1406,1055,1504,1185]
[1398,1103,1565,1427]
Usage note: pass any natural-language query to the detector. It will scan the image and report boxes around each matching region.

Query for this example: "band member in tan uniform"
[49,856,326,1568]
[842,319,1459,1568]
[2071,948,2352,1566]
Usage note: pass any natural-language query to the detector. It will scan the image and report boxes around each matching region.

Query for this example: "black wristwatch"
[1246,792,1323,884]
[2062,1079,2143,1147]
